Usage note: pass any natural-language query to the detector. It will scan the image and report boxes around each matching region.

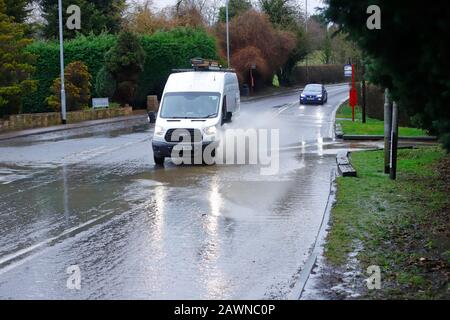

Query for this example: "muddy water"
[0,85,349,299]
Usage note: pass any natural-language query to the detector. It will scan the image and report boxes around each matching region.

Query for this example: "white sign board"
[344,64,352,77]
[92,98,109,109]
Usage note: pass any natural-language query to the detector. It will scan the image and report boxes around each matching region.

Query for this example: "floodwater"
[0,85,349,299]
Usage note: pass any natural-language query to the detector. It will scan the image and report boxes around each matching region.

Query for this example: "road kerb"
[342,135,437,141]
[289,169,336,300]
[336,151,357,177]
[0,114,149,141]
[331,96,350,139]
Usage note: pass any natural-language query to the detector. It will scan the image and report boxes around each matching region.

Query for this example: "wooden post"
[250,67,255,94]
[147,95,159,112]
[390,101,399,180]
[384,89,392,174]
[147,95,159,124]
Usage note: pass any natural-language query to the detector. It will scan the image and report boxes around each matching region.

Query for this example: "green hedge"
[23,28,217,113]
[23,34,116,113]
[293,64,346,85]
[136,28,218,107]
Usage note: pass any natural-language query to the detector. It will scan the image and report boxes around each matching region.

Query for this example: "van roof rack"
[172,58,235,73]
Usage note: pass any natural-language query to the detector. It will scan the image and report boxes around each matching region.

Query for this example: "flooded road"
[0,84,349,299]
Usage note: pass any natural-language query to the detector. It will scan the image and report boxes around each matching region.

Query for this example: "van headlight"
[204,126,217,135]
[154,125,164,136]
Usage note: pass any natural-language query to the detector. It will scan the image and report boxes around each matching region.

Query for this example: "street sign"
[92,98,109,109]
[344,64,352,77]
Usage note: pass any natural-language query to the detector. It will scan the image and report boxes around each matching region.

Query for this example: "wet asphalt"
[0,84,349,299]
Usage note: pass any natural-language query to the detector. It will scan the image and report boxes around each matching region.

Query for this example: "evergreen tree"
[0,0,37,116]
[218,0,252,23]
[260,0,307,85]
[259,0,300,29]
[324,0,450,151]
[47,61,92,111]
[104,31,145,105]
[4,0,32,23]
[321,32,332,64]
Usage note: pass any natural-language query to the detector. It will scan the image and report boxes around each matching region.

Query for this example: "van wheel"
[154,156,165,166]
[202,148,216,165]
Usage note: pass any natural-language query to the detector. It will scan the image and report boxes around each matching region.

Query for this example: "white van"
[152,67,240,165]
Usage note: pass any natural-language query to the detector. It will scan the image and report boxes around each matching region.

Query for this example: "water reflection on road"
[0,85,350,299]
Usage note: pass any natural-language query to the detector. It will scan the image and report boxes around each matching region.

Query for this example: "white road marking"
[0,198,152,276]
[0,211,113,271]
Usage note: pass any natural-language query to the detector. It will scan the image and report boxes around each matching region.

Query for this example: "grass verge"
[325,146,450,299]
[336,103,428,137]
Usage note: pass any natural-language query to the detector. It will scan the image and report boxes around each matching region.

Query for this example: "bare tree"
[217,10,296,86]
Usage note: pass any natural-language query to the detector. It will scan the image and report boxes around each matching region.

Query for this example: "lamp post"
[305,0,309,83]
[226,0,230,68]
[58,0,67,124]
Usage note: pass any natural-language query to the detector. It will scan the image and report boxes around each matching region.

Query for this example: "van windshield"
[160,92,221,119]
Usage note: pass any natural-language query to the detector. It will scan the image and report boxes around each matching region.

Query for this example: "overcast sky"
[141,0,325,14]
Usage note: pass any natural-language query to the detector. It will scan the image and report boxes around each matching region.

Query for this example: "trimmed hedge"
[356,83,412,127]
[23,34,116,113]
[23,28,217,113]
[293,64,346,85]
[135,28,218,107]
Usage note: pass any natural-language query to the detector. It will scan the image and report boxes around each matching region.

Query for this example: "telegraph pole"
[226,0,230,68]
[58,0,67,124]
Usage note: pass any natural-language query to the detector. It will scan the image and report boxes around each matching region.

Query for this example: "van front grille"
[165,128,202,143]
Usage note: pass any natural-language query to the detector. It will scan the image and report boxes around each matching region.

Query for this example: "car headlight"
[301,94,306,98]
[154,125,164,136]
[317,94,322,98]
[204,126,217,135]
